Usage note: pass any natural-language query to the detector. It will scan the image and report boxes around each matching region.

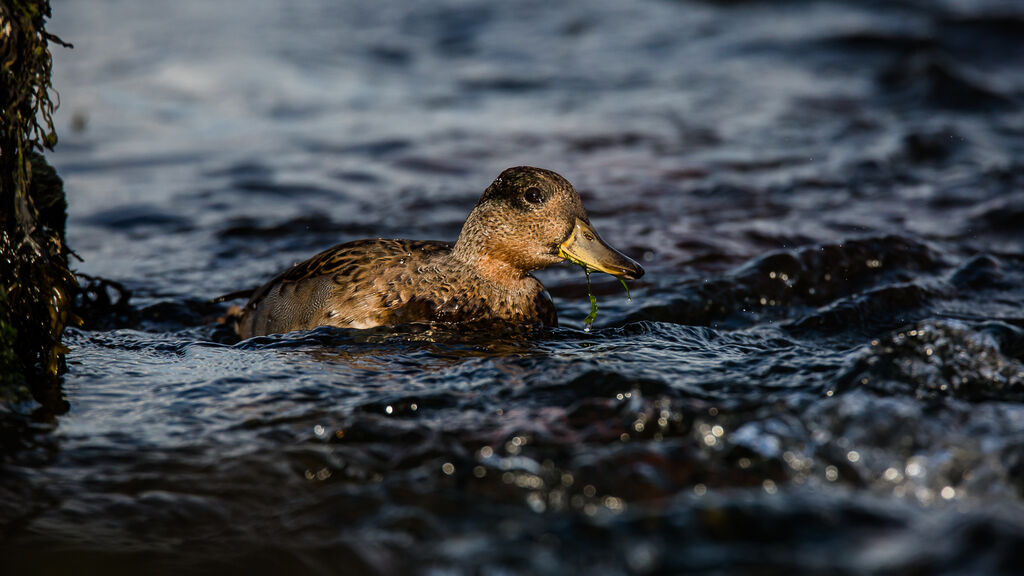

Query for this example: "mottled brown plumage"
[232,166,643,339]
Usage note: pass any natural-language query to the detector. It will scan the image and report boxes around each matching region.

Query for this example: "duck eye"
[523,187,545,205]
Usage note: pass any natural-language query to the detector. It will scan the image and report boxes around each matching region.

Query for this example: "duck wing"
[236,239,451,337]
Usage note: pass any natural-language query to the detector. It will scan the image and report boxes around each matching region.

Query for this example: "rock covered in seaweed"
[0,1,74,408]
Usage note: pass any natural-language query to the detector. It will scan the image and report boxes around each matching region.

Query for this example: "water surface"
[3,0,1024,573]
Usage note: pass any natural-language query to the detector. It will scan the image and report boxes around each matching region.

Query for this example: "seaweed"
[0,1,75,407]
[583,267,597,330]
[562,253,633,332]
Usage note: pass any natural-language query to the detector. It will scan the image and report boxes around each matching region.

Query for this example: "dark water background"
[4,0,1024,573]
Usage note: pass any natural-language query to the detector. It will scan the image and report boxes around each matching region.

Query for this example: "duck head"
[453,166,644,284]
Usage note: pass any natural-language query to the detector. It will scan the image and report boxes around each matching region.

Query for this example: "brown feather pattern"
[235,238,556,338]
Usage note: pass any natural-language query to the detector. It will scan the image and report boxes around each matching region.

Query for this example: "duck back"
[234,238,555,338]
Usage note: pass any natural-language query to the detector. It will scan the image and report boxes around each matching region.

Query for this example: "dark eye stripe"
[524,187,545,204]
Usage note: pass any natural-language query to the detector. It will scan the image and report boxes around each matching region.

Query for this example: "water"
[3,0,1024,573]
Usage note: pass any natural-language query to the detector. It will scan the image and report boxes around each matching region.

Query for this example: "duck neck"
[452,236,528,292]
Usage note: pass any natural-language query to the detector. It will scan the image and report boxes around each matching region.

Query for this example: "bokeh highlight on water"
[3,0,1024,573]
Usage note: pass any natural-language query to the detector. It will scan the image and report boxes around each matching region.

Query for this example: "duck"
[229,166,643,339]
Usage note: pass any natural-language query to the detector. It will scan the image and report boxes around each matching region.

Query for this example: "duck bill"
[558,219,644,280]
